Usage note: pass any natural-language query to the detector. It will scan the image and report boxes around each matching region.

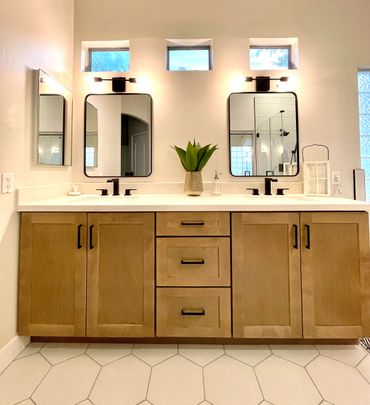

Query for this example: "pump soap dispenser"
[212,171,222,195]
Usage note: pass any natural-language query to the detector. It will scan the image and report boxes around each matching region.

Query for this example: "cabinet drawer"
[157,237,230,286]
[156,288,231,337]
[156,212,230,236]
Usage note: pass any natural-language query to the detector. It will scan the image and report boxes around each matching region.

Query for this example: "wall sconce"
[93,77,137,92]
[245,76,288,92]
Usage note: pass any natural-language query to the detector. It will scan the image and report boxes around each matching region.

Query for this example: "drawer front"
[156,288,231,337]
[156,212,230,236]
[157,237,230,286]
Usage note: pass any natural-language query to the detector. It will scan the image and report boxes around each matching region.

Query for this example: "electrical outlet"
[1,173,15,194]
[332,171,341,185]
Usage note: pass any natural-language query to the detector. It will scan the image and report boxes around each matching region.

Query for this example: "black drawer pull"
[181,259,205,265]
[180,221,205,226]
[181,309,205,316]
[305,224,311,249]
[89,225,94,249]
[293,224,298,249]
[77,224,83,249]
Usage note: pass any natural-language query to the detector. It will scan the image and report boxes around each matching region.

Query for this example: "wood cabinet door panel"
[87,213,154,337]
[232,213,302,338]
[301,212,370,338]
[18,213,87,336]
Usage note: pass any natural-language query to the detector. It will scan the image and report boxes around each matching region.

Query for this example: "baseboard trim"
[0,336,30,373]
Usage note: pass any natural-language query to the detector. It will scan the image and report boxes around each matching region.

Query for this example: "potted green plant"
[172,140,218,196]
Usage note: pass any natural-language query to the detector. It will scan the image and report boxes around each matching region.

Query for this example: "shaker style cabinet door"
[18,213,87,336]
[232,213,302,338]
[301,212,370,338]
[87,213,155,337]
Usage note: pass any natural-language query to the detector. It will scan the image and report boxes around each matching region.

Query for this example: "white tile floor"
[0,343,369,405]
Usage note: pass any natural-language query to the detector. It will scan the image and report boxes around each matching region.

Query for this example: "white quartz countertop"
[16,193,370,212]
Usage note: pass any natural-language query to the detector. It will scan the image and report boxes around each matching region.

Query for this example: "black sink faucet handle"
[96,188,108,196]
[107,178,120,196]
[276,188,290,196]
[124,188,137,196]
[264,178,278,195]
[246,188,259,196]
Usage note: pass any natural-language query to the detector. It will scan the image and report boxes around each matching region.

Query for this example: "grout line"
[316,352,365,368]
[271,351,319,368]
[304,352,320,368]
[354,365,370,385]
[84,352,104,367]
[252,366,266,403]
[29,360,53,400]
[144,365,153,401]
[87,364,102,400]
[201,366,206,403]
[303,367,324,402]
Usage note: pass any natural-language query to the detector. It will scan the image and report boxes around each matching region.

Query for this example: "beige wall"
[73,0,370,196]
[0,0,74,350]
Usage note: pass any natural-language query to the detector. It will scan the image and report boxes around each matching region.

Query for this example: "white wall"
[73,0,370,196]
[0,0,74,350]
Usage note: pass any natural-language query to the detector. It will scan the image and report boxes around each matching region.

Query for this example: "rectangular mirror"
[34,69,72,166]
[228,92,299,176]
[84,93,152,177]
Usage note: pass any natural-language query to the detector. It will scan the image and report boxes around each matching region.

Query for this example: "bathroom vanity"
[17,194,370,341]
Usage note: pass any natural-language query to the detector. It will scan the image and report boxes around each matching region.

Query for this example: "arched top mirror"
[228,91,299,177]
[84,93,152,177]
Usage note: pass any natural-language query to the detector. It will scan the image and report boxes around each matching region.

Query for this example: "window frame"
[87,47,130,72]
[249,45,293,70]
[166,45,212,71]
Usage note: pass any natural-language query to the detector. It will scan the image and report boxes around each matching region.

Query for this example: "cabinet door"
[232,213,302,338]
[18,213,87,336]
[87,213,154,337]
[301,212,370,338]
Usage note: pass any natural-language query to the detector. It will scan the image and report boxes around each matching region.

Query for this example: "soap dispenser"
[212,171,222,195]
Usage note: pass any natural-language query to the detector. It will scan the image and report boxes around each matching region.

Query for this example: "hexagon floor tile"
[148,355,203,405]
[90,355,150,405]
[357,355,370,382]
[255,355,322,405]
[32,355,100,405]
[179,344,224,366]
[16,342,45,359]
[315,344,367,366]
[132,344,178,365]
[86,343,132,365]
[270,344,319,366]
[204,355,263,405]
[224,344,271,366]
[40,342,88,364]
[0,354,50,405]
[307,355,370,405]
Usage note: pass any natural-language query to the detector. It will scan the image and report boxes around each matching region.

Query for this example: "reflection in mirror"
[228,92,299,176]
[34,70,72,166]
[84,93,152,177]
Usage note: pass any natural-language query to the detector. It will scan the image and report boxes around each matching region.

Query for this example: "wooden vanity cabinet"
[87,213,154,337]
[18,213,87,336]
[232,213,302,338]
[300,212,370,338]
[18,212,155,337]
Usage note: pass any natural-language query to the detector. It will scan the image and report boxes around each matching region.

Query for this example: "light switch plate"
[1,173,15,194]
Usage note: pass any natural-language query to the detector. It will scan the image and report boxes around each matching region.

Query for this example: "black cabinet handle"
[305,224,311,249]
[293,224,298,249]
[181,259,205,265]
[77,224,83,249]
[180,221,205,226]
[89,225,94,249]
[181,309,205,316]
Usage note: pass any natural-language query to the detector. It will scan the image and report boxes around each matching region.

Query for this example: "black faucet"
[107,178,120,196]
[264,178,278,195]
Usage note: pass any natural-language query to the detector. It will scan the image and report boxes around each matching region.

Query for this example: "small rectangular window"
[250,46,291,70]
[89,48,130,72]
[167,46,212,71]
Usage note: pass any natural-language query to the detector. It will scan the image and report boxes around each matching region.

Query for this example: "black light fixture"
[94,76,137,92]
[245,76,288,92]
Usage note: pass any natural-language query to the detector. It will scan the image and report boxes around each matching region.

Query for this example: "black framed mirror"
[34,70,72,166]
[228,92,299,177]
[84,93,152,177]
